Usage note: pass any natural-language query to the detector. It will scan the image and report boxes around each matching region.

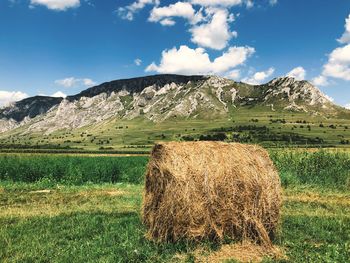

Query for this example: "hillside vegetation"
[1,108,350,152]
[1,75,350,151]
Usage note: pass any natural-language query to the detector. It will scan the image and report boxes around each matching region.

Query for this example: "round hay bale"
[142,142,282,245]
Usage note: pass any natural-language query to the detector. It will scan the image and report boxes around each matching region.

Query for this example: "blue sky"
[0,0,350,108]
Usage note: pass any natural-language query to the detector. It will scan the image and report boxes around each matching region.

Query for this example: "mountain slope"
[0,74,348,136]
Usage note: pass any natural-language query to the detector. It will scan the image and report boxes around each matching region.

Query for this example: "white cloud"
[55,77,96,88]
[312,75,329,87]
[122,0,282,75]
[190,8,236,50]
[242,67,275,85]
[190,0,248,7]
[51,91,67,98]
[118,0,159,21]
[145,45,254,75]
[324,95,334,102]
[159,18,176,26]
[0,91,28,107]
[149,2,202,26]
[160,18,176,26]
[345,103,350,110]
[226,69,240,80]
[55,77,76,88]
[82,78,96,86]
[149,3,235,50]
[122,1,271,51]
[286,66,306,80]
[30,0,80,11]
[316,14,350,83]
[269,0,278,6]
[146,46,211,74]
[245,0,253,8]
[134,58,142,66]
[338,14,350,44]
[212,45,255,71]
[322,44,350,81]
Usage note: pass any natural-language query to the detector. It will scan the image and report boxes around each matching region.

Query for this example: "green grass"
[1,151,349,189]
[0,155,148,185]
[1,107,350,151]
[0,184,349,262]
[271,151,350,189]
[0,151,349,262]
[0,184,196,263]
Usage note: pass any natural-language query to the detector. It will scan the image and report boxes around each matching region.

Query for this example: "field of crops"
[0,150,349,262]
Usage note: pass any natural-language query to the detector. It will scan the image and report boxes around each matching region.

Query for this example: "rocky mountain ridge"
[0,74,347,135]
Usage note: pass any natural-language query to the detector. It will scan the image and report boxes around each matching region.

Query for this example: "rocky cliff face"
[0,74,345,135]
[0,96,63,122]
[264,77,333,110]
[67,74,207,100]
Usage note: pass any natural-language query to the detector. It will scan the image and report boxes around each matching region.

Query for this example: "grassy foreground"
[0,151,349,262]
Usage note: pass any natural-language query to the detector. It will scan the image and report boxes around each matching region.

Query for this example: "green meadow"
[1,108,350,152]
[0,151,349,262]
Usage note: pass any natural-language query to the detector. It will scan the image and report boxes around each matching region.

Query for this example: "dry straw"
[142,142,282,247]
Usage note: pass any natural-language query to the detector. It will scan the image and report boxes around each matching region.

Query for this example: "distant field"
[1,108,350,151]
[0,150,349,262]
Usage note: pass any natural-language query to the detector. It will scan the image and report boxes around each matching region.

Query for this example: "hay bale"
[142,142,282,245]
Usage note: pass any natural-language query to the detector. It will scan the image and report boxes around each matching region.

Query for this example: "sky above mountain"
[0,0,350,108]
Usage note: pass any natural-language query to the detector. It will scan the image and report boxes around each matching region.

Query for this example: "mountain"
[0,74,348,136]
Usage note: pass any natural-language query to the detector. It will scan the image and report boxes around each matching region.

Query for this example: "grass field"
[1,108,350,152]
[0,151,349,262]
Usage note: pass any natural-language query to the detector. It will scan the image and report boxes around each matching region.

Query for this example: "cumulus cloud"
[119,1,274,51]
[227,69,240,80]
[145,45,255,75]
[55,77,96,88]
[212,45,255,72]
[149,2,203,26]
[82,78,96,86]
[118,0,159,21]
[134,58,142,66]
[324,95,334,102]
[146,46,211,74]
[286,66,306,80]
[315,14,350,83]
[148,3,236,50]
[245,0,253,8]
[190,0,249,7]
[345,103,350,110]
[312,75,329,87]
[120,0,281,74]
[190,8,236,50]
[338,14,350,44]
[30,0,80,11]
[322,44,350,81]
[269,0,278,6]
[0,91,28,107]
[51,91,67,98]
[242,67,275,85]
[160,18,176,26]
[55,77,76,88]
